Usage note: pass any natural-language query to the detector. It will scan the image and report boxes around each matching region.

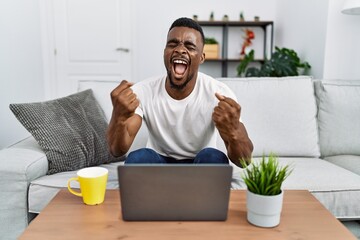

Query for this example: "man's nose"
[174,44,187,54]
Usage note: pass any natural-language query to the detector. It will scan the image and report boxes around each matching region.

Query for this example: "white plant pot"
[246,190,284,228]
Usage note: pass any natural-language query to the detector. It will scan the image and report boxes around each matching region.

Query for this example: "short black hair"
[168,17,205,45]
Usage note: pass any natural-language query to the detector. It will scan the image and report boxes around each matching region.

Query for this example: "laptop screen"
[117,164,233,221]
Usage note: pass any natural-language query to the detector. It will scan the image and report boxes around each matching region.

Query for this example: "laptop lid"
[117,164,232,221]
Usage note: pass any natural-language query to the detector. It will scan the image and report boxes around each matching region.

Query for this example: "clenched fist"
[110,80,140,122]
[212,92,241,141]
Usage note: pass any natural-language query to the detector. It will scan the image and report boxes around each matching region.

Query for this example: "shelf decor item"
[240,12,245,21]
[237,47,311,77]
[241,153,292,228]
[209,11,214,21]
[240,29,255,57]
[203,37,219,59]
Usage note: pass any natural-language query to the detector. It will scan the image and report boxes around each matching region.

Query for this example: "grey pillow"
[10,89,123,174]
[315,80,360,157]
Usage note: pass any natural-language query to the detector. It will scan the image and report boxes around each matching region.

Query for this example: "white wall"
[131,0,277,81]
[274,0,329,79]
[323,0,360,79]
[0,0,44,148]
[275,0,360,80]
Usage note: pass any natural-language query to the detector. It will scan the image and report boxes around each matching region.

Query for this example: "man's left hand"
[212,92,241,141]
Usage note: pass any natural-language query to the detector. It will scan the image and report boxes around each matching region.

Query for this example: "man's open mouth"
[172,59,188,77]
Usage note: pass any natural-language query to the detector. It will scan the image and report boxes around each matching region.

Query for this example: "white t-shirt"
[132,72,237,160]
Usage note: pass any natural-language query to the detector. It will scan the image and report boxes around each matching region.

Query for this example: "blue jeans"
[125,148,229,164]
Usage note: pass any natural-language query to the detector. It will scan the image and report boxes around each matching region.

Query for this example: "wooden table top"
[20,189,356,240]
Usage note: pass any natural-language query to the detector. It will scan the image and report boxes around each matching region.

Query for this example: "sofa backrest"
[78,77,321,158]
[314,79,360,157]
[218,76,320,158]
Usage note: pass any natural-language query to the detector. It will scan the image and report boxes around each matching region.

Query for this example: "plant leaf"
[237,50,255,77]
[240,153,292,196]
[238,47,311,77]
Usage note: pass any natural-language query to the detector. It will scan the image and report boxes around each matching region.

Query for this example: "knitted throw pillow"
[10,89,123,174]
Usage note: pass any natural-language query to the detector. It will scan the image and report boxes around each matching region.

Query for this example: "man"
[107,17,253,167]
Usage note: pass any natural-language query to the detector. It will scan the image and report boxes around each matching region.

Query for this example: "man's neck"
[165,75,197,100]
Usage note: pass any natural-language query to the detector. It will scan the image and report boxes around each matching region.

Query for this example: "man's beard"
[167,71,194,90]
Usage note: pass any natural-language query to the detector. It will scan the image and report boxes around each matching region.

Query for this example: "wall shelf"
[198,20,274,77]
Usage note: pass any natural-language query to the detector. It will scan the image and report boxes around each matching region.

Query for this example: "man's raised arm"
[107,80,142,157]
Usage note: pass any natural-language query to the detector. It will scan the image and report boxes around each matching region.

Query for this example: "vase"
[246,190,284,228]
[203,44,219,59]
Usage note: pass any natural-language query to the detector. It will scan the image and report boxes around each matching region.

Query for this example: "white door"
[43,0,132,98]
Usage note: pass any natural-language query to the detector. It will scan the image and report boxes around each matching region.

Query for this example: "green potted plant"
[241,153,292,227]
[237,47,311,77]
[209,11,215,21]
[204,37,219,59]
[240,11,245,21]
[204,37,218,44]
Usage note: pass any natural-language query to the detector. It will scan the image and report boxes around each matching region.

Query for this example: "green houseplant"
[204,37,218,45]
[241,153,292,196]
[237,47,311,77]
[241,153,292,227]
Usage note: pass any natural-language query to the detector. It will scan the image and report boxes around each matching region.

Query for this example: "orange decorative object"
[240,29,255,56]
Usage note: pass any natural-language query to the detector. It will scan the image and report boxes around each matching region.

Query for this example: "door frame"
[39,0,57,100]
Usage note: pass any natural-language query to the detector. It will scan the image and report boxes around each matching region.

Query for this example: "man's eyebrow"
[166,38,196,46]
[167,38,180,44]
[184,40,196,46]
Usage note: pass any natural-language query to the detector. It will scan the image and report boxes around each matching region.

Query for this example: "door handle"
[116,47,130,52]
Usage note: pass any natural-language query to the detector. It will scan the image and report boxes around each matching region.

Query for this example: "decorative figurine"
[210,11,214,21]
[240,12,245,21]
[240,29,255,57]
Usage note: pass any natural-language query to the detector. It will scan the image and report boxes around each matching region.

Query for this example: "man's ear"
[200,52,205,64]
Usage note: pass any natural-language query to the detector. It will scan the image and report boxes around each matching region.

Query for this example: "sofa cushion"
[315,80,360,157]
[324,155,360,176]
[9,89,123,174]
[218,76,320,157]
[279,157,360,220]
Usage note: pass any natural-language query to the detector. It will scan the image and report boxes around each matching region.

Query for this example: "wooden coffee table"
[20,190,356,240]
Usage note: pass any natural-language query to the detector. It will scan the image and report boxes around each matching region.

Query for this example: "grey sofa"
[1,76,360,239]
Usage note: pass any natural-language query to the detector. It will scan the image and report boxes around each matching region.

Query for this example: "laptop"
[117,164,233,221]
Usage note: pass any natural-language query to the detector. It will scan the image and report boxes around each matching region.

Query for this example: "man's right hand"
[107,80,142,157]
[110,80,139,122]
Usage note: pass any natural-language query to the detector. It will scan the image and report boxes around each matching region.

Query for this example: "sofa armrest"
[0,137,48,239]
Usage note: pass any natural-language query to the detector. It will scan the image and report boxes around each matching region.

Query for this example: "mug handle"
[67,177,82,197]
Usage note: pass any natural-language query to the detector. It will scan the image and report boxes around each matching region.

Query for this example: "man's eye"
[167,43,177,48]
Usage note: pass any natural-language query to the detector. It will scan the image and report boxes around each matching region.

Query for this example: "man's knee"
[194,148,229,164]
[125,148,165,164]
